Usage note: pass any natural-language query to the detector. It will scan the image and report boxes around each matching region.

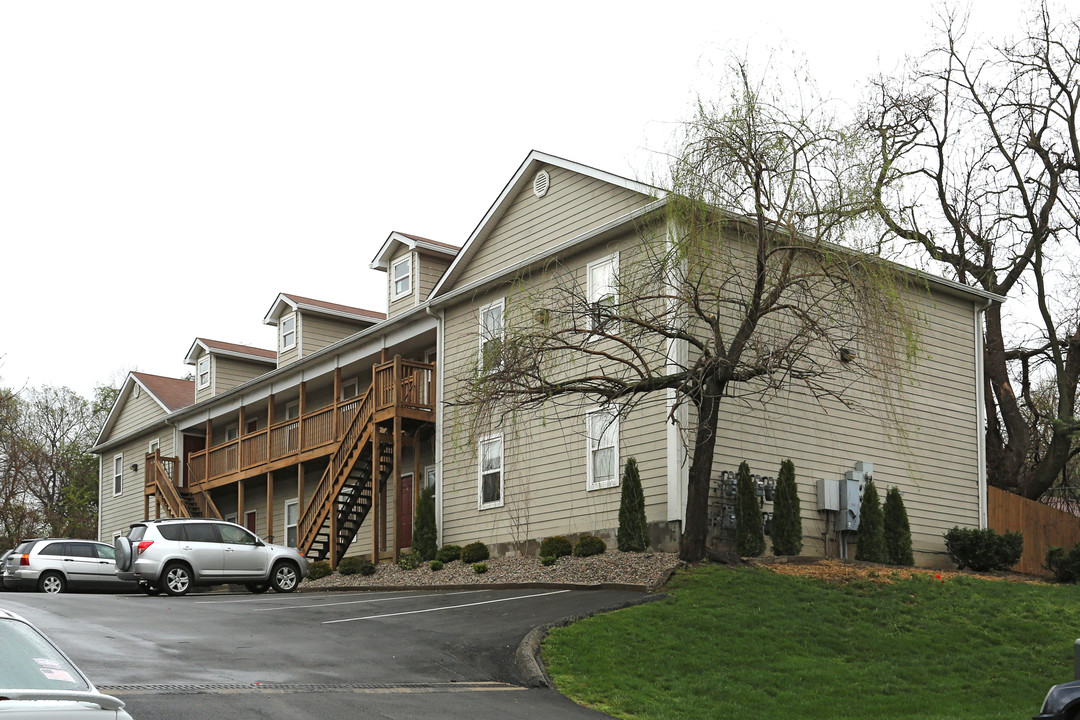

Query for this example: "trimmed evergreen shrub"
[436,544,462,563]
[540,555,557,566]
[397,550,422,570]
[944,527,1023,571]
[412,485,438,561]
[308,561,332,580]
[338,556,366,576]
[770,459,802,556]
[734,461,765,557]
[573,534,607,557]
[473,562,488,574]
[358,559,377,576]
[540,536,573,559]
[617,457,649,552]
[1046,544,1080,583]
[854,479,887,563]
[429,560,444,572]
[883,487,914,566]
[461,541,490,564]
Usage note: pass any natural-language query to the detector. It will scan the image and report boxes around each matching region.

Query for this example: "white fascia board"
[262,293,299,326]
[371,232,458,272]
[429,150,667,301]
[293,302,381,325]
[93,373,172,449]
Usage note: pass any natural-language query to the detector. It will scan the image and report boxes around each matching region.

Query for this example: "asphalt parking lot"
[0,586,653,719]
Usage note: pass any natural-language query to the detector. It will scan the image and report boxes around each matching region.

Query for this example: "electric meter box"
[817,478,839,511]
[836,478,865,531]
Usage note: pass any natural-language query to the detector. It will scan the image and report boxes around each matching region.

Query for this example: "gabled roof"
[369,231,460,271]
[429,150,665,299]
[184,338,277,366]
[94,372,194,448]
[262,293,387,326]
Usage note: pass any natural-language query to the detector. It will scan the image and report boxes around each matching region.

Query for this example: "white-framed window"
[113,454,123,496]
[225,513,238,524]
[284,500,299,548]
[197,355,211,390]
[586,406,620,490]
[391,255,412,300]
[341,377,360,400]
[424,464,436,490]
[148,438,159,454]
[587,253,619,334]
[478,298,505,373]
[280,313,297,351]
[478,434,503,509]
[285,400,300,420]
[225,424,239,442]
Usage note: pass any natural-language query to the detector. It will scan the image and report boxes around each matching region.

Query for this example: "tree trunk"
[679,383,722,562]
[983,303,1030,494]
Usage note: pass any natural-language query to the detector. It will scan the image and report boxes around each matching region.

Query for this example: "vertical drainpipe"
[975,296,992,529]
[427,304,445,543]
[664,215,688,528]
[96,454,103,541]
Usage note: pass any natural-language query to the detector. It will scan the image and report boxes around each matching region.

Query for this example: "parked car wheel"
[161,563,192,596]
[38,571,66,594]
[270,561,299,593]
[114,536,133,572]
[245,582,270,594]
[138,581,161,596]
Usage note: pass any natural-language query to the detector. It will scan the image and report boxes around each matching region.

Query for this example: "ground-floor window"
[478,434,503,509]
[284,500,298,548]
[586,406,619,490]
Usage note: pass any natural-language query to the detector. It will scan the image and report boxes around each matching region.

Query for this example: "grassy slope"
[543,565,1080,720]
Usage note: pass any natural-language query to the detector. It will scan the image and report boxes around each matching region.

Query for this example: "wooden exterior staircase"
[143,452,223,521]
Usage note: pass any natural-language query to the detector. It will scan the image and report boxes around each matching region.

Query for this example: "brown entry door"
[398,474,414,548]
[182,435,206,489]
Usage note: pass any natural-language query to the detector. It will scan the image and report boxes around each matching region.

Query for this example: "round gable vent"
[533,169,550,198]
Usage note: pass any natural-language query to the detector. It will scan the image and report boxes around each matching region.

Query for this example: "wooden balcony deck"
[185,357,434,491]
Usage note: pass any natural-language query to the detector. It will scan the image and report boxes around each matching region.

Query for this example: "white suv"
[114,518,309,596]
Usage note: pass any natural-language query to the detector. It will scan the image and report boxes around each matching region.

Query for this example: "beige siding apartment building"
[93,151,999,569]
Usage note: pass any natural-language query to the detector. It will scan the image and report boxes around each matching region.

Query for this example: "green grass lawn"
[543,564,1080,719]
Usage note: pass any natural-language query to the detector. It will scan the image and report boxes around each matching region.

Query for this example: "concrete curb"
[513,593,669,688]
[296,581,653,593]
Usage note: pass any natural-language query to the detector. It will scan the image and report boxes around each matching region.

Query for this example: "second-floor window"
[391,256,412,300]
[587,254,618,334]
[479,298,505,373]
[280,314,296,351]
[113,454,123,496]
[197,356,210,390]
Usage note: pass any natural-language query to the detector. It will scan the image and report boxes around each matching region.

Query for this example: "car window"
[94,544,116,560]
[158,525,183,541]
[127,525,146,542]
[182,523,220,543]
[38,542,67,556]
[68,543,94,558]
[0,618,90,691]
[14,541,38,554]
[218,524,258,545]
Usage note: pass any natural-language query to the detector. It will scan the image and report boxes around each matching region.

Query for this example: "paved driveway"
[0,586,653,719]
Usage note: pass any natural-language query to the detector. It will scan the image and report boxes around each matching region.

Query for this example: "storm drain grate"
[98,681,524,696]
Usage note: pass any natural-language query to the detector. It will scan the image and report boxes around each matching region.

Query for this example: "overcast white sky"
[0,1,1024,397]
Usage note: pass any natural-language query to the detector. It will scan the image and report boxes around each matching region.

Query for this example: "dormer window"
[391,256,412,300]
[196,356,210,390]
[280,314,296,351]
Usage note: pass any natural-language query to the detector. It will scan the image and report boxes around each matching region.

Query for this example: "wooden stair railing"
[189,489,223,520]
[296,386,376,558]
[146,455,190,518]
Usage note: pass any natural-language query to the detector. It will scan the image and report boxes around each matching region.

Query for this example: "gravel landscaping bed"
[300,551,683,591]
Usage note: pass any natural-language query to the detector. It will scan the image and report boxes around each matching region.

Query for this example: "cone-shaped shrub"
[617,457,649,552]
[412,485,438,561]
[854,479,887,563]
[771,459,802,556]
[883,486,914,566]
[735,461,765,557]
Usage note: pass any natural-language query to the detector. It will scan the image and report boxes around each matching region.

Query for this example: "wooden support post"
[144,493,150,522]
[266,472,274,543]
[237,480,245,526]
[371,431,380,565]
[414,440,421,514]
[238,406,246,437]
[392,415,401,562]
[298,382,307,451]
[297,462,305,519]
[333,369,341,440]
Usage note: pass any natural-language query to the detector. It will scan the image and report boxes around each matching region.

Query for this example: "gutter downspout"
[426,305,445,544]
[975,296,992,529]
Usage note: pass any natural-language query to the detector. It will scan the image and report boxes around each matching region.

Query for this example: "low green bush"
[397,550,422,570]
[540,536,573,559]
[1046,544,1080,583]
[429,560,444,572]
[541,555,557,567]
[573,534,607,557]
[461,541,490,564]
[338,556,366,576]
[308,561,332,580]
[473,562,488,574]
[944,527,1023,572]
[358,559,377,576]
[436,544,462,563]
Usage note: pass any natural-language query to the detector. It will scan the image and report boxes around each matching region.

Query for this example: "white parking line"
[253,590,486,612]
[323,589,571,624]
[194,590,419,606]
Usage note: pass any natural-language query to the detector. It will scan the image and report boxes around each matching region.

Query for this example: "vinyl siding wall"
[214,357,272,395]
[99,429,177,543]
[300,315,368,358]
[454,165,648,288]
[112,391,168,438]
[417,253,451,302]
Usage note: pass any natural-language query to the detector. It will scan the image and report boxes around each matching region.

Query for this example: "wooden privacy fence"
[987,486,1080,576]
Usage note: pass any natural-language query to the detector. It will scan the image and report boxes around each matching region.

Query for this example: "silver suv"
[2,538,133,594]
[114,518,309,596]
